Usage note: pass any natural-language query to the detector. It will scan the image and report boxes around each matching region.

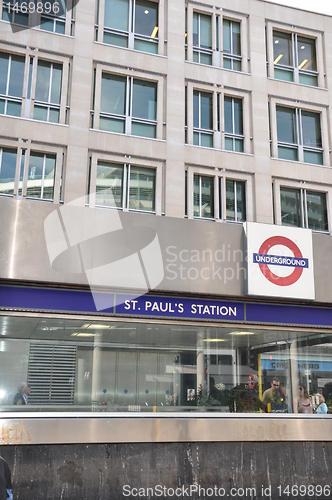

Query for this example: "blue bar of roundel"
[246,303,332,327]
[0,286,114,314]
[116,294,244,321]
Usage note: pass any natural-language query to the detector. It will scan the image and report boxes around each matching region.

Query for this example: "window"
[273,31,318,86]
[32,60,63,123]
[0,52,25,117]
[99,73,157,138]
[2,0,29,26]
[224,96,244,152]
[0,143,63,202]
[193,91,213,147]
[225,179,246,222]
[26,153,56,200]
[95,162,156,212]
[280,187,328,232]
[193,12,212,65]
[223,19,241,71]
[40,15,66,34]
[103,0,158,54]
[276,106,323,165]
[193,174,214,218]
[0,147,16,195]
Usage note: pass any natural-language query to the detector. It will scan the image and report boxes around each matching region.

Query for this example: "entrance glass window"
[273,31,318,86]
[276,106,323,165]
[103,0,158,54]
[223,19,241,71]
[193,91,213,147]
[193,12,212,65]
[100,73,157,138]
[0,52,25,117]
[94,161,156,212]
[280,186,328,232]
[0,314,331,415]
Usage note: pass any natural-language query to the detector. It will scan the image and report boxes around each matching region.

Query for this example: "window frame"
[266,21,324,88]
[97,0,163,56]
[93,65,164,140]
[273,179,330,234]
[270,97,327,166]
[193,90,213,148]
[186,166,252,222]
[0,139,65,203]
[223,18,242,71]
[0,51,25,118]
[192,11,213,66]
[88,152,163,215]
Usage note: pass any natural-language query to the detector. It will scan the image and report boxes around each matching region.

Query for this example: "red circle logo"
[258,236,303,286]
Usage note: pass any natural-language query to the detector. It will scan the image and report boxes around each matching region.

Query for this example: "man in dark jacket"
[0,456,12,500]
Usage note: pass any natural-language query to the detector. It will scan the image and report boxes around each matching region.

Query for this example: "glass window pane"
[233,59,241,71]
[223,57,232,69]
[200,133,213,148]
[236,181,246,221]
[0,54,9,95]
[40,18,54,31]
[235,138,244,152]
[27,153,44,198]
[193,91,199,128]
[2,7,12,22]
[35,62,51,102]
[276,106,296,144]
[278,146,298,161]
[280,187,301,227]
[8,56,25,98]
[0,100,4,114]
[193,132,199,146]
[101,74,126,115]
[100,116,126,133]
[96,162,123,208]
[200,14,212,49]
[200,92,212,130]
[43,155,56,200]
[49,108,60,123]
[15,11,29,25]
[297,36,316,72]
[132,80,156,121]
[135,0,158,38]
[233,98,243,135]
[134,39,158,54]
[0,148,17,196]
[131,122,156,138]
[224,97,233,134]
[104,31,128,47]
[128,166,155,212]
[193,13,198,47]
[232,21,241,56]
[7,101,21,117]
[273,31,292,67]
[200,53,212,65]
[274,68,294,82]
[299,73,318,87]
[225,137,233,151]
[303,150,323,165]
[306,191,328,231]
[50,64,62,104]
[193,174,199,216]
[301,111,321,148]
[104,0,129,31]
[201,176,214,218]
[55,21,66,34]
[226,179,235,220]
[33,105,48,121]
[223,19,230,53]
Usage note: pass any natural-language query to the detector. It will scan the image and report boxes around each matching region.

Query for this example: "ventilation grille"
[27,344,77,405]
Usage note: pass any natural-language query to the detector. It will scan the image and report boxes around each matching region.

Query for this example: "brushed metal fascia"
[0,413,331,445]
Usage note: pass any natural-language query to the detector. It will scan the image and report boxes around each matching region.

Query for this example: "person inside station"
[13,382,31,405]
[262,377,290,412]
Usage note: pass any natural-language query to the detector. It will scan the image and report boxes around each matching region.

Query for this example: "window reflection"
[0,316,332,414]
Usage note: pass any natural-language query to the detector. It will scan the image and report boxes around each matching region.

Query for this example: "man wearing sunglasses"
[262,377,281,410]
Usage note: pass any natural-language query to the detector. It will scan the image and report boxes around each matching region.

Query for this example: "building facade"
[1,0,332,498]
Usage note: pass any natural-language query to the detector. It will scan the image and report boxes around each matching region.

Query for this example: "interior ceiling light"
[203,338,226,342]
[298,59,308,70]
[301,45,305,49]
[275,39,279,44]
[274,54,283,65]
[144,9,149,14]
[81,324,111,329]
[229,331,256,336]
[71,333,98,337]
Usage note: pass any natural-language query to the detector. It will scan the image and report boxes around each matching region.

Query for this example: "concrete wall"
[1,441,332,499]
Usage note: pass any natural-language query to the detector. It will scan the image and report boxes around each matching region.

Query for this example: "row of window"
[0,49,326,166]
[0,146,329,232]
[191,173,328,232]
[1,0,323,90]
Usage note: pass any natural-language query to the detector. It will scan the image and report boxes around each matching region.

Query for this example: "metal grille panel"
[27,344,77,405]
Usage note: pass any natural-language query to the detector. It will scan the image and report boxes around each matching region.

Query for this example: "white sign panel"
[245,222,315,300]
